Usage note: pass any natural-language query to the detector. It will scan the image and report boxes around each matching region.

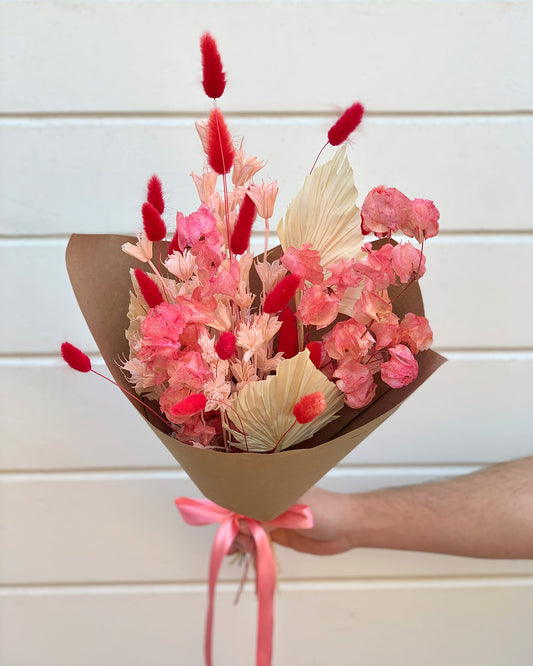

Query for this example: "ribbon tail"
[248,521,277,666]
[206,519,239,666]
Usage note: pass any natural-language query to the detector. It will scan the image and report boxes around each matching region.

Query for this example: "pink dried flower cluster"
[63,32,439,453]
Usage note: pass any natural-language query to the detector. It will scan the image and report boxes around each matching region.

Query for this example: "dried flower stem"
[310,141,328,174]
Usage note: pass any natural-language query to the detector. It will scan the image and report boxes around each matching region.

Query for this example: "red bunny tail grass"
[207,108,235,175]
[168,228,181,256]
[147,175,165,215]
[277,306,298,359]
[200,32,226,99]
[215,331,236,360]
[305,341,322,369]
[230,193,257,254]
[134,268,165,308]
[327,102,365,146]
[263,274,301,314]
[142,201,166,241]
[171,393,207,417]
[61,342,92,373]
[293,392,327,424]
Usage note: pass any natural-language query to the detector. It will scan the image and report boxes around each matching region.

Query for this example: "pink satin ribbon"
[175,497,313,666]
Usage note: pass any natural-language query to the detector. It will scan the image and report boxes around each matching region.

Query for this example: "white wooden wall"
[1,1,532,664]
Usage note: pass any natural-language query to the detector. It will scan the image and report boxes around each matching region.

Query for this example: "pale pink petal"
[380,344,418,388]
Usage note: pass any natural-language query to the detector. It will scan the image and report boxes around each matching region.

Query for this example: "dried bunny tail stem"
[60,342,174,429]
[200,32,226,99]
[327,102,365,146]
[134,268,165,308]
[142,201,166,242]
[147,175,165,215]
[230,192,256,254]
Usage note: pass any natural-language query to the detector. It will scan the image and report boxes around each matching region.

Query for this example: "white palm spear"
[226,349,344,452]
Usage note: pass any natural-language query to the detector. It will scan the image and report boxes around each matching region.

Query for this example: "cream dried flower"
[235,313,281,363]
[226,349,344,452]
[122,233,153,263]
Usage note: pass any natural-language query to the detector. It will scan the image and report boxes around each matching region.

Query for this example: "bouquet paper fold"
[67,233,445,521]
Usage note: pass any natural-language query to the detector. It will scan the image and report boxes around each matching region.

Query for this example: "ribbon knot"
[175,497,313,666]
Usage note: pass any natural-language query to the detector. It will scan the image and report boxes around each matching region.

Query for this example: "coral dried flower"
[147,175,165,215]
[200,32,226,99]
[263,274,301,314]
[206,108,235,175]
[142,201,166,242]
[61,342,92,373]
[327,102,365,146]
[293,392,327,424]
[134,268,164,308]
[230,192,257,254]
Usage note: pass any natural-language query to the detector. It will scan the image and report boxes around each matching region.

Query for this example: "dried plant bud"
[277,307,298,359]
[134,268,165,308]
[171,394,207,417]
[142,201,166,241]
[305,341,322,369]
[230,193,257,254]
[200,32,226,99]
[292,392,326,424]
[215,331,236,360]
[207,108,235,175]
[61,342,92,373]
[263,274,301,314]
[327,102,364,146]
[147,175,165,215]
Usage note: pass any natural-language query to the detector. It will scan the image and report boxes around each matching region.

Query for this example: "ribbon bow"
[175,497,313,666]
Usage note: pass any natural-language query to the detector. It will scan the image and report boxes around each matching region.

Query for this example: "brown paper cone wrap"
[67,234,446,521]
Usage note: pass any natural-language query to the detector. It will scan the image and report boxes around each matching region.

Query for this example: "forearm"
[346,457,533,559]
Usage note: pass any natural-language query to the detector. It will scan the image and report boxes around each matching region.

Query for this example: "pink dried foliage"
[296,285,339,329]
[281,244,324,286]
[323,319,374,362]
[263,273,301,314]
[277,306,299,359]
[370,313,400,350]
[352,289,392,325]
[361,186,412,237]
[334,360,376,409]
[399,313,433,354]
[142,201,166,242]
[61,342,92,373]
[230,193,257,254]
[206,108,235,175]
[403,198,440,242]
[381,344,418,388]
[293,392,327,424]
[147,175,165,215]
[200,32,226,99]
[134,268,165,308]
[391,242,426,284]
[215,331,236,360]
[327,102,365,146]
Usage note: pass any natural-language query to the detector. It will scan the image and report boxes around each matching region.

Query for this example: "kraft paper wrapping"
[66,234,446,521]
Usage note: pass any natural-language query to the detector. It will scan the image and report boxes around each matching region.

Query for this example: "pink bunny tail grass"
[200,32,226,99]
[147,175,165,215]
[142,201,167,242]
[230,192,257,254]
[171,393,207,417]
[327,102,365,146]
[134,268,165,308]
[277,306,299,359]
[292,392,326,424]
[207,108,235,175]
[215,331,236,360]
[305,341,322,369]
[61,342,92,373]
[263,274,301,314]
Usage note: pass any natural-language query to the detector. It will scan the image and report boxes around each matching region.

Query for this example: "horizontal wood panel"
[1,2,531,113]
[1,582,533,666]
[1,237,531,353]
[1,355,532,470]
[2,471,533,585]
[1,116,531,235]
